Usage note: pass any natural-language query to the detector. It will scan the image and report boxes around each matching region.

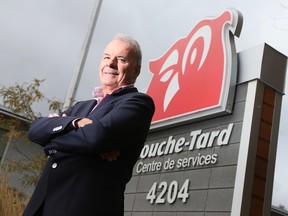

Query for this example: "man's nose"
[107,57,117,69]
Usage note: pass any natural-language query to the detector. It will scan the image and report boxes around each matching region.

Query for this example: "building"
[0,104,43,193]
[271,206,288,216]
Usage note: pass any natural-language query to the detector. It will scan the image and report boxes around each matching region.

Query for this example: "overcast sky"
[0,0,287,208]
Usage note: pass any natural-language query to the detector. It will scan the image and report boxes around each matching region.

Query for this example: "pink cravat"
[90,86,105,113]
[92,86,104,101]
[90,84,134,113]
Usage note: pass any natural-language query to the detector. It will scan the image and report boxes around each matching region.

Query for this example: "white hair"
[113,33,142,65]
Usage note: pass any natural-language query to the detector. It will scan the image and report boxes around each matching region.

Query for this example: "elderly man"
[23,34,155,216]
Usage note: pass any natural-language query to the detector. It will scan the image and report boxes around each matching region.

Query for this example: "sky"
[0,0,287,209]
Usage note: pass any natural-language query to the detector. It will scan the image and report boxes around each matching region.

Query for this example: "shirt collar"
[92,84,134,100]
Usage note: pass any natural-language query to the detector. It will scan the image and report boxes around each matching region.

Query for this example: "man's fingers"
[48,113,60,117]
[77,118,93,128]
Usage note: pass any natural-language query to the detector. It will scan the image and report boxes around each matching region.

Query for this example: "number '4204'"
[146,179,190,204]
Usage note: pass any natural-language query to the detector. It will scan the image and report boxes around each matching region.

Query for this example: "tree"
[0,78,64,182]
[0,78,63,120]
[0,79,64,216]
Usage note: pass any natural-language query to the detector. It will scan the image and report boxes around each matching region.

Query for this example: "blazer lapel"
[88,87,138,114]
[79,99,98,117]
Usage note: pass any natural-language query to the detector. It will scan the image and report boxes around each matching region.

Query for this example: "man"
[23,34,155,216]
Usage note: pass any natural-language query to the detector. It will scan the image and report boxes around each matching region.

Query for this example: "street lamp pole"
[63,0,103,109]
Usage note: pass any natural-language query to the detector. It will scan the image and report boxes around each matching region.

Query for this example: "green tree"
[0,78,64,185]
[0,79,64,216]
[0,78,63,120]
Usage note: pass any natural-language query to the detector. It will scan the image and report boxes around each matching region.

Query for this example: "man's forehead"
[105,40,131,52]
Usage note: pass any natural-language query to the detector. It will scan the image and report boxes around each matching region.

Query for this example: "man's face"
[99,39,140,92]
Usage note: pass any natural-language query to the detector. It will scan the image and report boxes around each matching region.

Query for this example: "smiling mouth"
[104,71,119,75]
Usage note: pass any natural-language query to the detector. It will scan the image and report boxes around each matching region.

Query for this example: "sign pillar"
[231,43,287,215]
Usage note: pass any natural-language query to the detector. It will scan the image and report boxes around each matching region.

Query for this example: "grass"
[0,162,30,216]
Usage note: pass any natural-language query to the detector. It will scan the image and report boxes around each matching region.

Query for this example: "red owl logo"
[146,9,243,128]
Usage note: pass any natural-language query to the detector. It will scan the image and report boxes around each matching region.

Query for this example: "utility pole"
[63,0,103,109]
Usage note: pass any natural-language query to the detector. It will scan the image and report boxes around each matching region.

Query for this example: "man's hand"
[48,113,60,117]
[48,113,67,117]
[76,118,93,128]
[99,150,120,162]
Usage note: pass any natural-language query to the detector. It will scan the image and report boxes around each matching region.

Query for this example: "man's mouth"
[104,70,119,75]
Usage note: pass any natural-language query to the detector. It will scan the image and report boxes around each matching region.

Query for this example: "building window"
[0,128,9,160]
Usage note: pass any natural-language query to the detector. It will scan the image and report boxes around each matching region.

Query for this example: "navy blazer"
[23,87,155,216]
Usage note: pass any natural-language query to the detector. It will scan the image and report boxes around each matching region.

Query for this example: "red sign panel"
[146,9,243,129]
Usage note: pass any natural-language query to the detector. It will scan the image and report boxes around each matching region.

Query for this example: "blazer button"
[52,163,57,169]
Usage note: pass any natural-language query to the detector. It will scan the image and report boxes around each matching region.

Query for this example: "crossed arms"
[28,93,155,159]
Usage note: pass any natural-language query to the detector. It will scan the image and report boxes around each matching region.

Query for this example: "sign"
[146,9,243,129]
[136,123,234,174]
[125,8,287,215]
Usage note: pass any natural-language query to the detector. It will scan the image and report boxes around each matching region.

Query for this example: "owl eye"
[159,50,179,83]
[182,25,211,73]
[159,50,179,74]
[160,69,173,82]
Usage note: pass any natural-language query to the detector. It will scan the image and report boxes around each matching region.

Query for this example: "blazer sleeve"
[27,116,78,147]
[49,93,155,155]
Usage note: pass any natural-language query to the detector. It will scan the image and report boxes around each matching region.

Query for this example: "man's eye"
[117,57,127,63]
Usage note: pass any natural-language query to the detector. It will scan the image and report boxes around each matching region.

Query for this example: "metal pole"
[0,134,13,165]
[63,0,103,109]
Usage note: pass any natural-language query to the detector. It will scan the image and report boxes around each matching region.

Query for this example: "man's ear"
[134,65,141,79]
[128,65,141,85]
